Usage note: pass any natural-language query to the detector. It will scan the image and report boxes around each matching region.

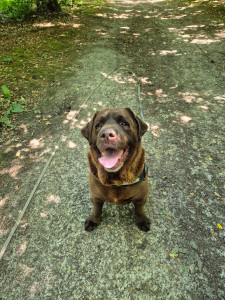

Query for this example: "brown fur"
[81,108,150,232]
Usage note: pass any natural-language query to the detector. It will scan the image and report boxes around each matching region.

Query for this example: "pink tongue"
[98,155,120,169]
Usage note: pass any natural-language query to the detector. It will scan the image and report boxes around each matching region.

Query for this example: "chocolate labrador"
[81,108,150,232]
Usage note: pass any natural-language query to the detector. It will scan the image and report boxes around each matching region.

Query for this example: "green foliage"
[0,0,101,21]
[2,56,13,63]
[1,85,11,101]
[0,0,35,21]
[0,0,62,21]
[0,85,26,127]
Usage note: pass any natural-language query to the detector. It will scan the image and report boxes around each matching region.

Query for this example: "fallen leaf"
[45,121,51,125]
[214,192,223,200]
[16,151,21,157]
[169,253,178,258]
[217,223,223,230]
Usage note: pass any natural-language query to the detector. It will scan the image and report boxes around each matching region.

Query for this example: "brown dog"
[81,108,150,232]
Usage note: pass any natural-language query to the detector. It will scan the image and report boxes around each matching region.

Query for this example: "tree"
[36,0,61,12]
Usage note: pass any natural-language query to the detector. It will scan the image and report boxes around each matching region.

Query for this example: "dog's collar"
[96,164,148,187]
[116,164,148,187]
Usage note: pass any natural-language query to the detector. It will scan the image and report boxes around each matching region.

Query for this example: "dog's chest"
[106,187,133,205]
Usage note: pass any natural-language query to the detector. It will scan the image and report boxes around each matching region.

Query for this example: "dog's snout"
[100,128,117,141]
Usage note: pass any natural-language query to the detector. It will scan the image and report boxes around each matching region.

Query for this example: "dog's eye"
[121,121,129,127]
[95,123,102,128]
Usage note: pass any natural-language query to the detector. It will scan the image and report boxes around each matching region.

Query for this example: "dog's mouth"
[98,147,128,170]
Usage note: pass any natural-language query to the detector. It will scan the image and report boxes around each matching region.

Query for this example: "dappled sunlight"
[214,95,225,101]
[191,37,220,44]
[149,48,183,57]
[33,21,82,29]
[113,0,165,3]
[199,105,209,111]
[139,77,152,85]
[159,49,181,56]
[17,241,28,256]
[215,31,225,38]
[67,141,77,149]
[94,101,104,107]
[33,22,55,28]
[168,23,224,44]
[18,263,35,280]
[91,101,106,112]
[150,124,162,138]
[179,92,203,104]
[29,281,42,295]
[95,28,108,36]
[101,72,126,84]
[63,110,78,127]
[66,110,79,120]
[0,160,24,179]
[0,195,8,208]
[155,89,168,98]
[76,119,88,129]
[20,124,28,134]
[62,22,81,29]
[100,71,152,86]
[40,210,49,218]
[47,194,61,204]
[39,147,52,158]
[29,138,45,149]
[180,115,192,124]
[172,113,193,125]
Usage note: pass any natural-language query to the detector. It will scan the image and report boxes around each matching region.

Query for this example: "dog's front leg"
[85,198,104,231]
[133,199,151,232]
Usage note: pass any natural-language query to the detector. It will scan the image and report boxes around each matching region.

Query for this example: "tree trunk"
[36,0,61,12]
[47,0,61,12]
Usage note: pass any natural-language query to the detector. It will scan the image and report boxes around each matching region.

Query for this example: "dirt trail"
[0,0,225,299]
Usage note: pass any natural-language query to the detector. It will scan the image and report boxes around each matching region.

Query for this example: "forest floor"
[0,0,225,299]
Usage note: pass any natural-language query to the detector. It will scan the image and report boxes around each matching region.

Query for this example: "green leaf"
[11,102,24,113]
[1,85,10,99]
[2,56,13,63]
[1,109,11,121]
[0,116,13,127]
[18,98,27,105]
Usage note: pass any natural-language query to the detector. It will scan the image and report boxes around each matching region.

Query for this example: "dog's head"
[81,108,148,172]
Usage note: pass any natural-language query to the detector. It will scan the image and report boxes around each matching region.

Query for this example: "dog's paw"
[84,219,99,232]
[136,218,151,232]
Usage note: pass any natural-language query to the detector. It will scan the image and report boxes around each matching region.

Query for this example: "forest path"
[0,0,225,299]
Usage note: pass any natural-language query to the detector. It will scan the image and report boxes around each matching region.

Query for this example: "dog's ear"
[125,108,148,139]
[81,112,97,144]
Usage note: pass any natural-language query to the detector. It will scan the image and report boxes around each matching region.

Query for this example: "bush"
[0,0,35,21]
[0,0,63,22]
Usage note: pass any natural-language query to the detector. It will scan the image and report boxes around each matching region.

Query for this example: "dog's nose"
[100,128,117,141]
